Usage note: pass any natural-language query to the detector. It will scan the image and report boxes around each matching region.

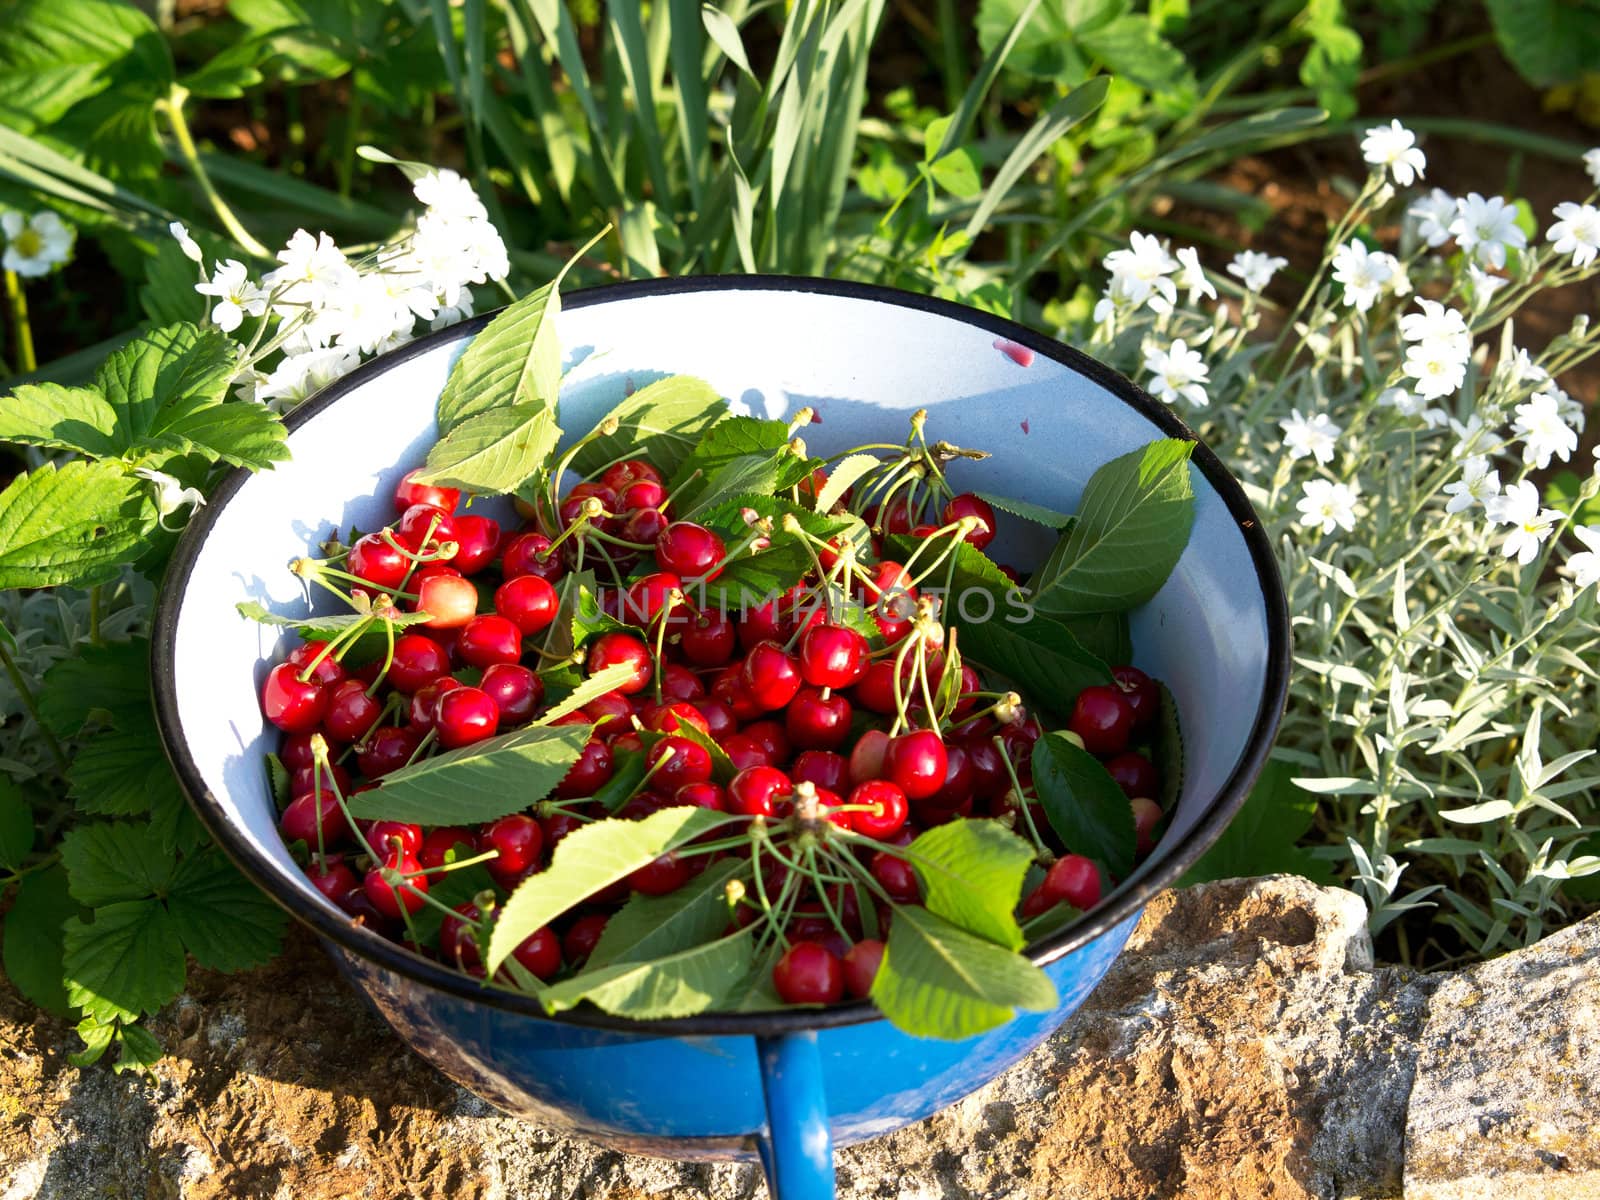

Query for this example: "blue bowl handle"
[755,1032,836,1200]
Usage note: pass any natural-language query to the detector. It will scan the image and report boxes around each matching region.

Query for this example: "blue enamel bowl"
[152,276,1289,1199]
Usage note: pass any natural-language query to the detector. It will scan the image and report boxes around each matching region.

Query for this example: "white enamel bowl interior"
[167,283,1275,931]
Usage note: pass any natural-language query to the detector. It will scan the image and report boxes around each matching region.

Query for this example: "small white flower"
[1547,201,1600,268]
[134,467,206,525]
[1585,148,1600,188]
[1380,386,1429,418]
[1279,409,1341,465]
[1104,232,1179,315]
[1513,391,1580,468]
[1407,188,1458,248]
[1403,337,1469,400]
[1496,346,1548,390]
[1296,478,1360,536]
[1331,240,1393,313]
[1399,298,1469,351]
[430,287,476,330]
[1466,265,1508,312]
[263,229,357,314]
[194,259,266,333]
[169,221,203,264]
[1449,413,1488,457]
[1486,480,1563,565]
[1,210,74,277]
[327,271,418,355]
[1175,247,1216,304]
[1142,338,1209,408]
[1550,383,1586,434]
[1226,250,1287,292]
[1375,250,1411,297]
[1442,455,1501,514]
[1448,193,1527,270]
[256,346,359,410]
[1361,119,1426,187]
[1564,524,1600,589]
[413,168,489,223]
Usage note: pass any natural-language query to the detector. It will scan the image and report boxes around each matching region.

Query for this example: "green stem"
[88,585,103,646]
[3,270,36,374]
[338,82,363,200]
[157,84,272,260]
[0,637,71,775]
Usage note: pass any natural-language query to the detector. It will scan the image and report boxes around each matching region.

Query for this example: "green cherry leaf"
[569,375,727,479]
[904,818,1035,951]
[1031,732,1136,876]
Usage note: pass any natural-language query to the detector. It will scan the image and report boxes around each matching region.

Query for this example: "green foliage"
[1484,0,1600,89]
[1032,733,1137,876]
[1182,760,1331,886]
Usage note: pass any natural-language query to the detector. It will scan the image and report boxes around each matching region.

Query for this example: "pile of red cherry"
[261,457,1167,1008]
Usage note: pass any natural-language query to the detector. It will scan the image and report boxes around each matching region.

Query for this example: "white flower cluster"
[179,167,509,411]
[1330,239,1409,313]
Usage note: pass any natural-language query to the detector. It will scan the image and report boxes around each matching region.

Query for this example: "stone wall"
[2,875,1595,1199]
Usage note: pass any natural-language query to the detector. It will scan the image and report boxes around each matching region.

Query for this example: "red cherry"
[723,733,770,771]
[556,738,614,797]
[586,690,635,736]
[562,913,609,965]
[262,663,327,733]
[785,687,852,751]
[842,939,885,999]
[674,781,727,811]
[397,503,457,554]
[915,743,977,826]
[408,676,463,732]
[362,819,423,857]
[773,941,844,1005]
[495,574,559,635]
[600,459,663,491]
[848,728,891,785]
[647,735,713,793]
[740,641,802,712]
[280,788,350,847]
[348,533,410,590]
[629,851,692,896]
[440,902,485,966]
[1043,854,1102,910]
[286,641,346,688]
[1068,686,1136,756]
[884,730,949,801]
[619,479,665,511]
[728,765,791,817]
[798,624,869,689]
[307,857,357,905]
[850,780,909,839]
[457,614,523,669]
[587,632,653,695]
[1104,752,1159,800]
[644,701,710,737]
[323,678,382,743]
[655,521,726,578]
[791,750,849,795]
[480,663,543,725]
[681,609,736,666]
[289,761,351,797]
[387,633,451,692]
[539,810,584,850]
[395,468,460,514]
[435,685,500,749]
[484,813,543,880]
[1131,796,1163,857]
[622,507,670,545]
[659,662,705,702]
[501,531,565,582]
[1111,665,1160,728]
[941,493,998,551]
[451,515,501,574]
[622,571,683,627]
[870,851,920,902]
[852,660,902,715]
[417,572,480,630]
[965,739,1011,801]
[419,826,477,870]
[739,598,785,652]
[509,927,562,979]
[711,667,766,722]
[741,719,790,765]
[356,724,421,777]
[364,850,427,918]
[280,733,316,773]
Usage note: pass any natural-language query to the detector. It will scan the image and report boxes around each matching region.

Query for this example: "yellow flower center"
[12,229,42,258]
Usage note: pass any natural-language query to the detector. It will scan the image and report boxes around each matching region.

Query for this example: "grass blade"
[611,0,675,217]
[933,0,1042,160]
[964,76,1108,239]
[670,0,710,209]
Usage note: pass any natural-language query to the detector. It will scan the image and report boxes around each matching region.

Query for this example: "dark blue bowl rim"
[151,273,1291,1037]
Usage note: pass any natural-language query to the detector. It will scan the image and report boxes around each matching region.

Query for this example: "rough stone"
[1404,912,1600,1200]
[0,875,1594,1199]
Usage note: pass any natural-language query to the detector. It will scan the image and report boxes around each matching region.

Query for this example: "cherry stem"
[294,612,374,684]
[366,615,397,698]
[804,844,854,943]
[993,735,1051,859]
[402,726,438,769]
[416,848,501,877]
[310,738,384,866]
